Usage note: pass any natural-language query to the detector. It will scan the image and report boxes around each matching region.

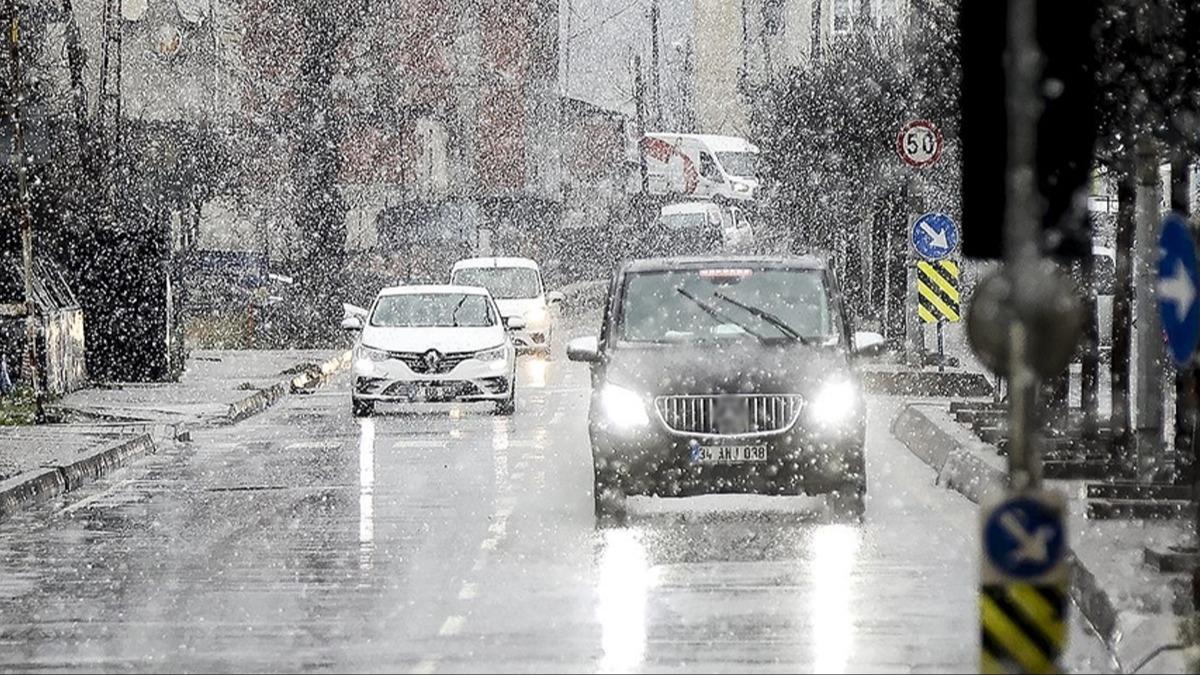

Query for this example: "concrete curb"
[862,367,994,398]
[0,433,156,522]
[889,403,1187,673]
[221,350,352,425]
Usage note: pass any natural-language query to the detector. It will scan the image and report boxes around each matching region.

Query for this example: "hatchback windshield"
[619,268,834,343]
[370,293,496,328]
[453,267,542,299]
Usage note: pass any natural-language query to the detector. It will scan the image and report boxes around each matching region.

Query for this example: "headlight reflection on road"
[358,419,376,569]
[597,529,652,674]
[810,524,862,674]
[523,356,549,389]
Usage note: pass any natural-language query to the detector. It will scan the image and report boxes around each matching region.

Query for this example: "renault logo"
[423,350,442,370]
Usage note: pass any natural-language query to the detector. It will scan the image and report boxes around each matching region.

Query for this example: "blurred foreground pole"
[3,1,44,422]
[1134,137,1164,481]
[1003,0,1042,492]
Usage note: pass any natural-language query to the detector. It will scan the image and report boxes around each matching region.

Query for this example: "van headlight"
[807,379,859,429]
[525,306,548,325]
[474,345,507,362]
[600,383,650,430]
[733,182,752,195]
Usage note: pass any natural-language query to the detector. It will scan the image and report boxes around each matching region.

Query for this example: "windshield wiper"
[710,290,815,344]
[450,295,470,327]
[674,287,769,342]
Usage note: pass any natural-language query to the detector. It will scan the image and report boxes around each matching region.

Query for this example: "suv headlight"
[357,345,390,362]
[474,345,507,362]
[600,383,650,430]
[807,379,859,429]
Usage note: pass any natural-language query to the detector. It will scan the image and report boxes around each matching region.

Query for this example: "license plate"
[691,445,769,464]
[403,384,460,401]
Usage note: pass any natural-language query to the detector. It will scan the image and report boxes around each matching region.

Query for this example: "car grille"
[389,350,472,374]
[655,394,803,436]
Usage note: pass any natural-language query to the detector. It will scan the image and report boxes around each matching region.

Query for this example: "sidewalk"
[891,401,1198,673]
[0,349,350,519]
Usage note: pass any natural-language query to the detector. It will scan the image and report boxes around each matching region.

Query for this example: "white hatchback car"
[342,285,521,417]
[450,257,563,355]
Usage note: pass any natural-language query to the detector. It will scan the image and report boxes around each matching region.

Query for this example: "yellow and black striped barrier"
[981,583,1066,674]
[917,259,961,324]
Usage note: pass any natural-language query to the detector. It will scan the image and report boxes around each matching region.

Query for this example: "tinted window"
[699,153,720,180]
[618,268,835,343]
[370,293,496,327]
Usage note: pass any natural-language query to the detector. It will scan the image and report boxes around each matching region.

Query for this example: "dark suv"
[567,256,884,520]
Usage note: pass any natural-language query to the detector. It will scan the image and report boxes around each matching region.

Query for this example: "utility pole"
[563,0,571,97]
[634,55,648,196]
[649,0,661,127]
[1134,136,1165,482]
[1080,244,1100,439]
[904,177,925,367]
[4,0,44,421]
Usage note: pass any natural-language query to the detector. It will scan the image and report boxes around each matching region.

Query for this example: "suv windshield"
[370,293,496,328]
[716,151,758,178]
[453,267,542,299]
[619,267,835,344]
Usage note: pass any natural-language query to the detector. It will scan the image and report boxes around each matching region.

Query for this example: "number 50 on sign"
[897,120,944,168]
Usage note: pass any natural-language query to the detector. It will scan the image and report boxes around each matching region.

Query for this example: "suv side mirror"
[505,316,527,331]
[341,316,364,332]
[547,291,565,306]
[567,336,601,363]
[852,331,887,357]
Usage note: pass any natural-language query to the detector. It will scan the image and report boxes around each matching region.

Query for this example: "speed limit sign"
[897,120,944,168]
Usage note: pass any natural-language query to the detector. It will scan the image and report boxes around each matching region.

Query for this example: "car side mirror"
[852,331,887,358]
[547,291,565,306]
[505,316,527,331]
[341,316,364,332]
[567,336,601,363]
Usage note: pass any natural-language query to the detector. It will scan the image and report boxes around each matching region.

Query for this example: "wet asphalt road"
[0,353,1115,673]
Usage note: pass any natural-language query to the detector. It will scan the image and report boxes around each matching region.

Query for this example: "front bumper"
[591,421,864,497]
[352,357,513,402]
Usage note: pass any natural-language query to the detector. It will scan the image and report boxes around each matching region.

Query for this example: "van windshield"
[716,151,758,178]
[453,267,542,299]
[619,267,835,344]
[658,213,709,230]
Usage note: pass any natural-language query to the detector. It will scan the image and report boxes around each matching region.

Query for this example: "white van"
[642,133,760,203]
[450,257,563,355]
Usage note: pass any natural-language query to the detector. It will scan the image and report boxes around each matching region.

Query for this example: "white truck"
[641,133,760,203]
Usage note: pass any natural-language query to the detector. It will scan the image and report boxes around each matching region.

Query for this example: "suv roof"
[620,255,827,274]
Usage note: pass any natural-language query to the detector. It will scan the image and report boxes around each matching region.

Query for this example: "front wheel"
[352,398,374,418]
[494,386,516,416]
[593,465,627,523]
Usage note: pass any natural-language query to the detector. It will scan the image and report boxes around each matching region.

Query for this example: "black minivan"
[567,256,885,520]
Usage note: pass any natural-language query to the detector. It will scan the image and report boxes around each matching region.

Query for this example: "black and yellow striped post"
[917,259,962,324]
[917,259,961,370]
[980,491,1069,674]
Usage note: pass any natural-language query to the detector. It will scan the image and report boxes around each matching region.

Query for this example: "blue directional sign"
[911,212,959,262]
[1157,213,1200,366]
[983,496,1066,581]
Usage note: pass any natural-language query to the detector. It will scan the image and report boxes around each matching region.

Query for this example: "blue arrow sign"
[1157,213,1200,366]
[984,496,1066,580]
[911,212,959,262]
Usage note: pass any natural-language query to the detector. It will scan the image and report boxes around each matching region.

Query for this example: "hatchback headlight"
[807,379,859,428]
[600,383,650,430]
[475,345,507,362]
